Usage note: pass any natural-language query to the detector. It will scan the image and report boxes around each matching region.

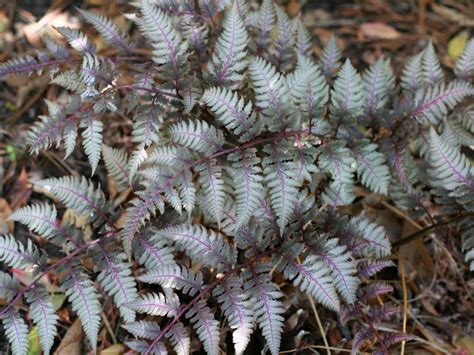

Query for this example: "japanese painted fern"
[1,0,474,354]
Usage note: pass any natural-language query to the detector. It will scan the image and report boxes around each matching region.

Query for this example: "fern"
[5,2,474,353]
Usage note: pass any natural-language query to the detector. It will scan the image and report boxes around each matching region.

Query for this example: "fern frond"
[249,56,291,131]
[55,27,96,54]
[263,144,300,234]
[122,320,161,339]
[168,322,191,355]
[80,114,103,174]
[126,339,167,354]
[35,176,107,218]
[132,104,163,147]
[244,263,284,355]
[428,127,474,191]
[125,291,179,317]
[213,277,253,355]
[358,260,395,279]
[185,299,220,355]
[62,265,101,351]
[43,36,69,59]
[0,55,40,77]
[208,1,248,88]
[2,310,29,355]
[28,100,70,155]
[413,81,474,125]
[169,120,224,154]
[274,6,294,70]
[202,87,261,142]
[26,288,59,355]
[363,57,395,116]
[309,238,359,304]
[157,223,237,270]
[9,203,69,242]
[319,141,356,206]
[0,271,20,301]
[400,52,423,93]
[98,252,139,323]
[196,159,226,226]
[330,59,364,121]
[255,0,276,50]
[320,35,341,78]
[138,264,203,296]
[139,0,188,65]
[354,216,391,258]
[455,38,474,80]
[102,145,130,191]
[0,234,41,269]
[352,141,390,195]
[278,243,340,311]
[228,149,264,230]
[134,233,176,269]
[78,9,134,53]
[422,41,443,86]
[294,17,312,57]
[289,55,329,124]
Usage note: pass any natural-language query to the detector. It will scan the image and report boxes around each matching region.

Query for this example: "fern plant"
[1,0,474,354]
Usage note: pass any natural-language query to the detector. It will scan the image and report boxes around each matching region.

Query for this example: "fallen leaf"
[360,22,401,40]
[9,166,31,209]
[448,31,469,59]
[27,327,42,355]
[0,198,13,234]
[100,344,126,355]
[54,318,83,355]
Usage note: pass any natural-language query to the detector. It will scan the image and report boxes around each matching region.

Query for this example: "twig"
[399,256,408,355]
[308,296,331,355]
[392,213,473,249]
